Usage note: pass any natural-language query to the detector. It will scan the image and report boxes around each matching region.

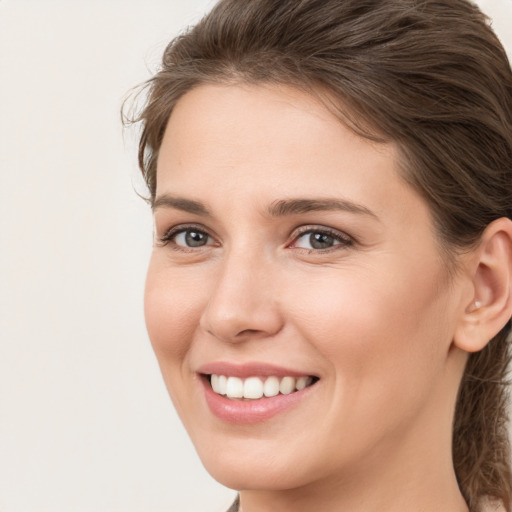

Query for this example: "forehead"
[156,84,401,203]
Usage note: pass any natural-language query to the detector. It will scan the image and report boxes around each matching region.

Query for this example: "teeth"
[218,375,227,395]
[211,374,227,395]
[279,376,295,395]
[296,376,308,390]
[226,376,244,398]
[263,376,280,397]
[244,377,263,399]
[211,374,220,393]
[210,374,314,400]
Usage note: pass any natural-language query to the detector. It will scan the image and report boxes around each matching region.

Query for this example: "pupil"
[185,231,207,247]
[310,232,333,249]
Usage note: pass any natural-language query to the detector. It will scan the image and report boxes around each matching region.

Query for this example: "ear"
[454,217,512,353]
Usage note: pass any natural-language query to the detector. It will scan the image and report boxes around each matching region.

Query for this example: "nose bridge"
[200,245,282,342]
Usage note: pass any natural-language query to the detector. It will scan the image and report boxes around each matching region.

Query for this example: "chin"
[193,436,327,492]
[204,462,306,492]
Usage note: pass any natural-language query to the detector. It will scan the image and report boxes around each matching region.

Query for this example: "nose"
[199,251,284,343]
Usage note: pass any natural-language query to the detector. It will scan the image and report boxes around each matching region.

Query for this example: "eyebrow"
[152,195,212,216]
[267,198,378,219]
[152,194,378,220]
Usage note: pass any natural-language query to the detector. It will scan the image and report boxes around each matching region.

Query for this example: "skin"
[145,83,477,512]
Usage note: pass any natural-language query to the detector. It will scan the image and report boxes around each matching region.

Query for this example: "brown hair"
[126,0,512,509]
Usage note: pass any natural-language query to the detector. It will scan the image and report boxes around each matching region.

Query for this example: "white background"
[0,1,510,511]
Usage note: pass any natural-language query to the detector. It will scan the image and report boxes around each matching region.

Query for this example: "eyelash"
[290,226,354,253]
[158,224,214,251]
[157,224,353,253]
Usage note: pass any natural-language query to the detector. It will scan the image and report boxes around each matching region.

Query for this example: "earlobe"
[453,217,512,353]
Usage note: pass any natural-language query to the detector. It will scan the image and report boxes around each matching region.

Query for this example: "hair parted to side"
[125,0,512,509]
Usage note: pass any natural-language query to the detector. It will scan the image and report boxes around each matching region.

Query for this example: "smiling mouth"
[206,374,318,400]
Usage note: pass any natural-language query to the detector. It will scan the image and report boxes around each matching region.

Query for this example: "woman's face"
[145,84,468,491]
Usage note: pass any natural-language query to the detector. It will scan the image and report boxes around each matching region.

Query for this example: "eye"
[159,226,215,249]
[291,228,352,251]
[175,229,210,247]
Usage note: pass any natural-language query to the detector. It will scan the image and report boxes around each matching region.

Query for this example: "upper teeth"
[210,375,313,400]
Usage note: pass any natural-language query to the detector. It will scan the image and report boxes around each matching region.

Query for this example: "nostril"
[237,329,261,336]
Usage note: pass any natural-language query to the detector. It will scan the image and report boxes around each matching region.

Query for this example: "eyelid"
[157,223,217,248]
[288,225,354,250]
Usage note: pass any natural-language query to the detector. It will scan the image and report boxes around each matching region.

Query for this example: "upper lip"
[197,361,317,379]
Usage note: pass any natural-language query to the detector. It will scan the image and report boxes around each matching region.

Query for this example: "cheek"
[144,257,206,365]
[286,263,452,392]
[283,266,455,455]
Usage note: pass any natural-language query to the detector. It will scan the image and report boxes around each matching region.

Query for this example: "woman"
[128,0,512,510]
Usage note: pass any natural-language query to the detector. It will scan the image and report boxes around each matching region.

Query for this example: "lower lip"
[201,377,316,424]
